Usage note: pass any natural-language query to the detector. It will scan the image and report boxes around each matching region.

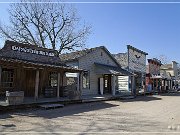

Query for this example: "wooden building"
[160,61,179,90]
[0,40,83,99]
[146,58,162,92]
[60,46,133,96]
[114,45,148,95]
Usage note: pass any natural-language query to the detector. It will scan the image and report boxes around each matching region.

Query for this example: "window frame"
[49,72,58,87]
[82,71,90,89]
[1,68,14,88]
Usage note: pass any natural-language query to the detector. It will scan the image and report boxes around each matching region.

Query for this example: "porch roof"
[0,57,82,72]
[94,63,134,76]
[150,75,164,79]
[150,75,172,80]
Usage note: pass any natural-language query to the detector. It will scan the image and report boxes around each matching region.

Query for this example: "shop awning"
[150,75,164,79]
[94,62,134,76]
[150,75,172,80]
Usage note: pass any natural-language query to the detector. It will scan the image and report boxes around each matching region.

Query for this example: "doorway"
[103,75,111,94]
[24,69,36,97]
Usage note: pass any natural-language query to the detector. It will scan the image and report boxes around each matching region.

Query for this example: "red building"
[146,58,162,92]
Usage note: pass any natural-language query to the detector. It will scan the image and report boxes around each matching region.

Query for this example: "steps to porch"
[39,104,64,110]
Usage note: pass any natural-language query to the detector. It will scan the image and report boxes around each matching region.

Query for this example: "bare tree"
[0,0,91,55]
[156,54,170,65]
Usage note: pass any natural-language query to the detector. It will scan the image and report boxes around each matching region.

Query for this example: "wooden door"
[24,69,36,97]
[104,75,111,94]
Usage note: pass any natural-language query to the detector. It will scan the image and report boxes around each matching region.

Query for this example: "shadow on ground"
[120,95,162,102]
[0,102,118,119]
[159,92,180,96]
[0,99,175,133]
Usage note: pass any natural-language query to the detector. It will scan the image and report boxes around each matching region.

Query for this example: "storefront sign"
[66,72,78,77]
[11,45,55,57]
[117,76,129,91]
[128,48,146,72]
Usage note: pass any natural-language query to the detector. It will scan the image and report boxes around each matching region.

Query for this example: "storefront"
[60,46,133,96]
[146,58,162,92]
[0,40,83,99]
[127,45,148,94]
[113,45,148,95]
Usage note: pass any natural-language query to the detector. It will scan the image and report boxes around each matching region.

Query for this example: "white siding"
[128,48,147,73]
[79,48,118,95]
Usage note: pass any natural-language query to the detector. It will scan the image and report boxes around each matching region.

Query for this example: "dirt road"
[0,93,180,134]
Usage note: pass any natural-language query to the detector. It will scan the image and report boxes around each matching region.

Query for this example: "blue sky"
[0,0,180,63]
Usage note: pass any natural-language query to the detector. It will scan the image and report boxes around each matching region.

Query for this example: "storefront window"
[49,72,58,87]
[83,71,90,89]
[1,68,14,88]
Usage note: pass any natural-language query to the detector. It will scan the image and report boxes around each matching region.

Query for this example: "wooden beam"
[35,70,39,100]
[132,75,136,96]
[0,66,1,86]
[111,75,116,96]
[57,72,60,98]
[79,72,83,95]
[77,73,80,91]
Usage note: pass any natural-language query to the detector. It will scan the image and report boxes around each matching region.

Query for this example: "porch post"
[79,72,83,94]
[132,74,136,97]
[112,75,116,96]
[77,73,80,91]
[35,70,39,100]
[57,72,60,98]
[0,66,2,86]
[141,73,143,88]
[170,80,172,89]
[141,73,145,95]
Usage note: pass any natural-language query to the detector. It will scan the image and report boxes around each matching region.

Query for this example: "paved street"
[0,93,180,134]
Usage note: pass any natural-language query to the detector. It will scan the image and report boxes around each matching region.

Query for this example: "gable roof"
[94,62,133,76]
[60,47,97,61]
[60,46,121,67]
[0,40,66,67]
[127,45,148,55]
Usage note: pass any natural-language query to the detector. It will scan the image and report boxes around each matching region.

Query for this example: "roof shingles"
[0,40,66,67]
[60,47,99,62]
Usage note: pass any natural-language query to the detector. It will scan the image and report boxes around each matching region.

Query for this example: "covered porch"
[94,63,134,96]
[0,58,83,104]
[146,75,172,93]
[0,40,84,105]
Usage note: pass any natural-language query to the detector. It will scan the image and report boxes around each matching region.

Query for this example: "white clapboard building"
[60,46,133,96]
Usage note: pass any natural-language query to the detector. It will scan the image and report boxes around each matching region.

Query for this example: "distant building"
[160,61,178,89]
[146,58,163,92]
[113,53,128,70]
